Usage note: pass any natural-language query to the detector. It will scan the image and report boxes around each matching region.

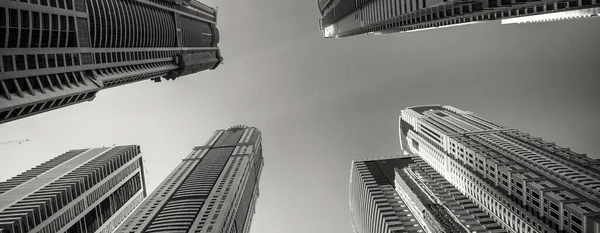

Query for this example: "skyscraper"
[0,145,147,233]
[350,155,504,233]
[400,105,600,233]
[0,0,222,124]
[116,125,264,233]
[318,0,600,38]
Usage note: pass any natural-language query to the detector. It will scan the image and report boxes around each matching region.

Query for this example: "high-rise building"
[350,155,504,233]
[0,145,147,233]
[116,125,264,233]
[318,0,600,38]
[0,0,222,124]
[400,105,600,233]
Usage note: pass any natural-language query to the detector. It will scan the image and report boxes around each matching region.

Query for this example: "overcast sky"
[1,1,600,233]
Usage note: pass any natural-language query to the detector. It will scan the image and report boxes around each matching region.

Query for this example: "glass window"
[47,54,56,68]
[56,54,65,67]
[3,55,14,72]
[27,55,37,69]
[65,54,73,66]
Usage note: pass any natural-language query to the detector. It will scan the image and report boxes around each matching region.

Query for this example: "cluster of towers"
[1,0,598,233]
[351,106,600,233]
[0,1,264,233]
[0,126,263,233]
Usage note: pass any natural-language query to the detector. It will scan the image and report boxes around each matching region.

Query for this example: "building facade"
[116,125,264,233]
[0,0,222,124]
[350,155,503,233]
[400,105,600,233]
[0,145,147,233]
[318,0,600,38]
[350,156,426,233]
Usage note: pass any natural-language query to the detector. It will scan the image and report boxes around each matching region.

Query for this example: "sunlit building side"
[0,146,147,233]
[349,155,503,233]
[400,105,600,233]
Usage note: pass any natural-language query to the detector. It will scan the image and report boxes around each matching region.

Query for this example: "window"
[47,54,56,68]
[3,55,14,72]
[56,54,65,67]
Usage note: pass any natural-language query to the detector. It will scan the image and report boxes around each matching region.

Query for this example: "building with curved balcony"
[318,0,600,38]
[0,0,222,125]
[399,105,600,233]
[116,126,264,233]
[349,155,503,233]
[0,145,147,233]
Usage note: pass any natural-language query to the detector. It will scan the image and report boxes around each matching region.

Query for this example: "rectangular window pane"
[65,54,73,66]
[37,54,47,69]
[47,54,56,68]
[2,55,14,72]
[56,54,64,67]
[27,55,37,69]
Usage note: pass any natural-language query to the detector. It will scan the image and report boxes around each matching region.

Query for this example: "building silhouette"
[318,0,600,38]
[350,155,504,233]
[0,145,147,233]
[116,125,264,233]
[400,105,600,233]
[0,0,222,124]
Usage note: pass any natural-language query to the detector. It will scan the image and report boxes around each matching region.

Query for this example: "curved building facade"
[318,0,600,38]
[0,0,222,125]
[399,105,600,233]
[116,126,264,233]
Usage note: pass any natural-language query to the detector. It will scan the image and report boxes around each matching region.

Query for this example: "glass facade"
[0,0,222,125]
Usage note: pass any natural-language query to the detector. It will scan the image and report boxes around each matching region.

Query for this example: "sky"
[1,1,600,233]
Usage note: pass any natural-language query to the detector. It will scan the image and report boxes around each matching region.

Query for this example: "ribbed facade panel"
[117,126,263,233]
[349,157,426,233]
[319,0,600,38]
[399,105,600,233]
[0,149,86,196]
[0,145,147,233]
[0,0,222,125]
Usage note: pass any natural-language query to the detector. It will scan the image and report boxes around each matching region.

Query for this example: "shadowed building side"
[0,145,147,233]
[0,0,222,125]
[318,0,600,38]
[116,125,264,233]
[349,156,426,233]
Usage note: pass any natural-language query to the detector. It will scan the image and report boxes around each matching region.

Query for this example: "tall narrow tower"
[0,0,222,124]
[117,125,264,233]
[400,105,600,233]
[0,145,147,233]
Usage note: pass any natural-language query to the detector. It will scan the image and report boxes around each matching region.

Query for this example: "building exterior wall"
[116,125,263,233]
[349,156,426,233]
[0,0,222,125]
[0,145,147,233]
[350,155,503,233]
[394,156,506,233]
[399,105,600,233]
[319,0,600,38]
